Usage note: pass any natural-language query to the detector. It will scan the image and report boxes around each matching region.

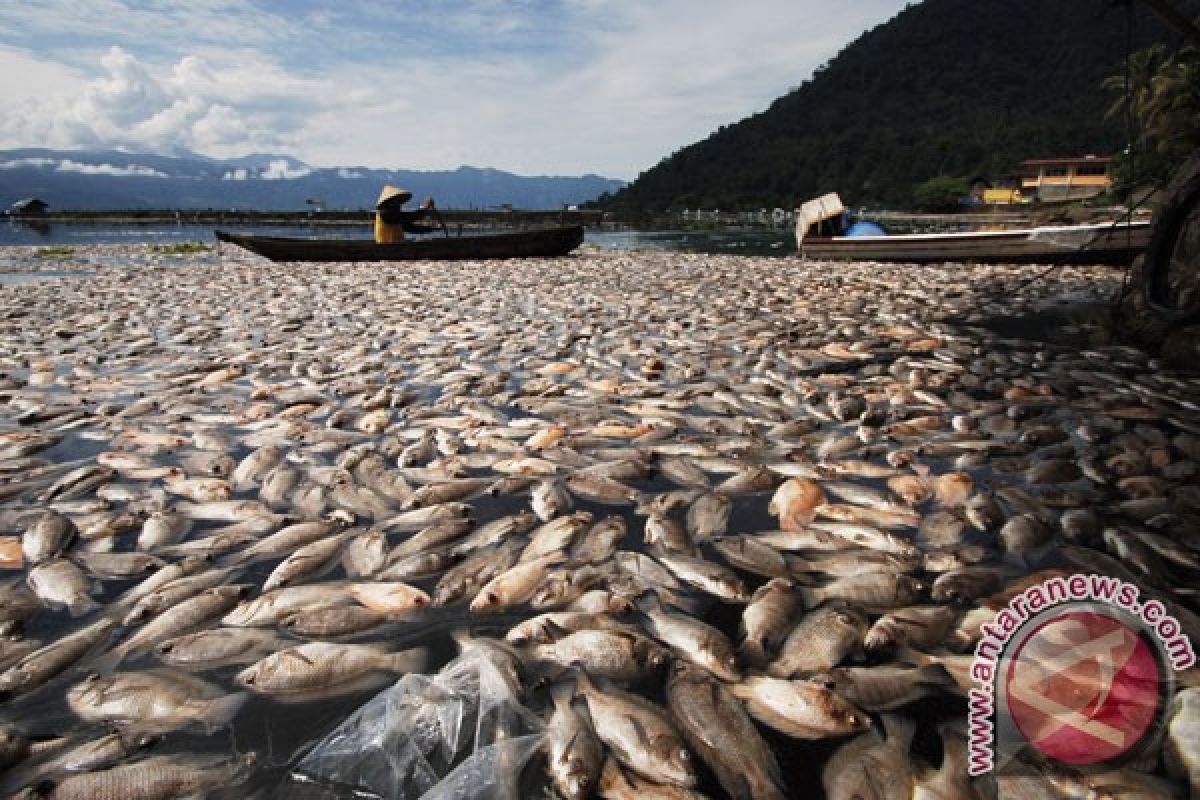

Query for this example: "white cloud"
[0,1,912,179]
[56,159,167,177]
[0,156,165,176]
[0,45,345,159]
[260,159,312,180]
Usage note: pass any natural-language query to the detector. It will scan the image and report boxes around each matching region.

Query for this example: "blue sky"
[0,1,911,179]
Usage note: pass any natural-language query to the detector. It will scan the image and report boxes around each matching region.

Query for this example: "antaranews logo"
[967,573,1195,777]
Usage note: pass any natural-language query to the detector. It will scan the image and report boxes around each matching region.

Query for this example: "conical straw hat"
[376,185,413,208]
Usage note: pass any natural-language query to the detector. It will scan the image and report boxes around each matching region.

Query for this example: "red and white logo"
[1003,609,1162,765]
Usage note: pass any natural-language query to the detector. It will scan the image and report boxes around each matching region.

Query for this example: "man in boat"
[374,185,438,243]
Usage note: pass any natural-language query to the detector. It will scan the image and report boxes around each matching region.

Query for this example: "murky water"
[0,220,795,256]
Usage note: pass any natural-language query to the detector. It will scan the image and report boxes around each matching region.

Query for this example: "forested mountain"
[600,0,1199,213]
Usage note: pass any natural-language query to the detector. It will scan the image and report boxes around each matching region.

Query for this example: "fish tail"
[202,691,250,732]
[383,646,430,675]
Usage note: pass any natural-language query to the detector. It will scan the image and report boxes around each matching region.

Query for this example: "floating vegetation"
[33,246,75,259]
[148,241,211,255]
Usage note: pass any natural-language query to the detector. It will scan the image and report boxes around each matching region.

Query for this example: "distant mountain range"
[0,149,625,211]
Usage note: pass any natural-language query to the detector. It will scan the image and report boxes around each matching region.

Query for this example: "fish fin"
[549,679,576,712]
[87,645,125,675]
[915,662,955,688]
[880,713,916,750]
[797,586,820,609]
[201,691,249,732]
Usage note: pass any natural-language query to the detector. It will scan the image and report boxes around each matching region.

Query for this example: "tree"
[913,176,969,211]
[1106,38,1200,186]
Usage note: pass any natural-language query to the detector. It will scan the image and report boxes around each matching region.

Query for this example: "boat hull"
[798,221,1152,266]
[214,225,585,262]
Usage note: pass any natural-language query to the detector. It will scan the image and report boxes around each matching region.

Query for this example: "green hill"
[599,0,1198,214]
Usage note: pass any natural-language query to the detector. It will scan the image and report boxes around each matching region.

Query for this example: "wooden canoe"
[214,225,585,262]
[797,220,1152,266]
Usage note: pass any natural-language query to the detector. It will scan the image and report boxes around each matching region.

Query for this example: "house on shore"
[8,198,48,216]
[1021,155,1113,202]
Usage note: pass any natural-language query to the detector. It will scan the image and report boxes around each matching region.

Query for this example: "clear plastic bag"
[293,650,545,799]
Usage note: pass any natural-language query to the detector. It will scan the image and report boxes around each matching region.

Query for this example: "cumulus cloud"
[0,45,344,159]
[0,1,912,178]
[56,159,167,177]
[261,159,311,180]
[0,157,165,176]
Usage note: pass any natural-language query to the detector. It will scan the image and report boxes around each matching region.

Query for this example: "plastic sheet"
[293,650,545,799]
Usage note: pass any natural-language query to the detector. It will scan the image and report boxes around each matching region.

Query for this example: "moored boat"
[214,224,585,263]
[795,193,1151,266]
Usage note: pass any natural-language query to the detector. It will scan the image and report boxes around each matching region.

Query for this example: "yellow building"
[1021,155,1113,201]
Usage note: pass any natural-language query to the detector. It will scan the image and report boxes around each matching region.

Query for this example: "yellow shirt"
[374,213,404,243]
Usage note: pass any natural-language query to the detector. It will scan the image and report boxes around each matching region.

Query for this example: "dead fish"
[15,752,256,800]
[27,559,97,616]
[67,668,246,733]
[572,516,627,563]
[823,715,918,800]
[769,606,867,677]
[666,661,785,800]
[565,472,643,505]
[865,605,960,654]
[235,641,425,695]
[100,584,255,668]
[740,578,803,666]
[686,492,731,539]
[812,663,954,711]
[348,581,430,614]
[0,617,115,699]
[222,584,350,627]
[548,682,605,800]
[636,592,739,680]
[22,512,75,565]
[729,674,869,739]
[800,573,923,612]
[506,611,638,647]
[156,627,293,668]
[712,535,789,578]
[530,628,669,682]
[576,671,697,789]
[470,553,564,612]
[654,551,747,601]
[280,605,389,638]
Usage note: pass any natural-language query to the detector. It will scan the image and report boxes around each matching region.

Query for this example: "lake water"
[0,220,796,256]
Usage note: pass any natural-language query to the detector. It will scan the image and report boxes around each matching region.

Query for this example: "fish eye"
[159,642,174,653]
[678,749,691,763]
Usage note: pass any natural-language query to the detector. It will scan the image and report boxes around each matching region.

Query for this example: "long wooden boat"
[795,192,1151,265]
[214,224,584,262]
[798,220,1153,266]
